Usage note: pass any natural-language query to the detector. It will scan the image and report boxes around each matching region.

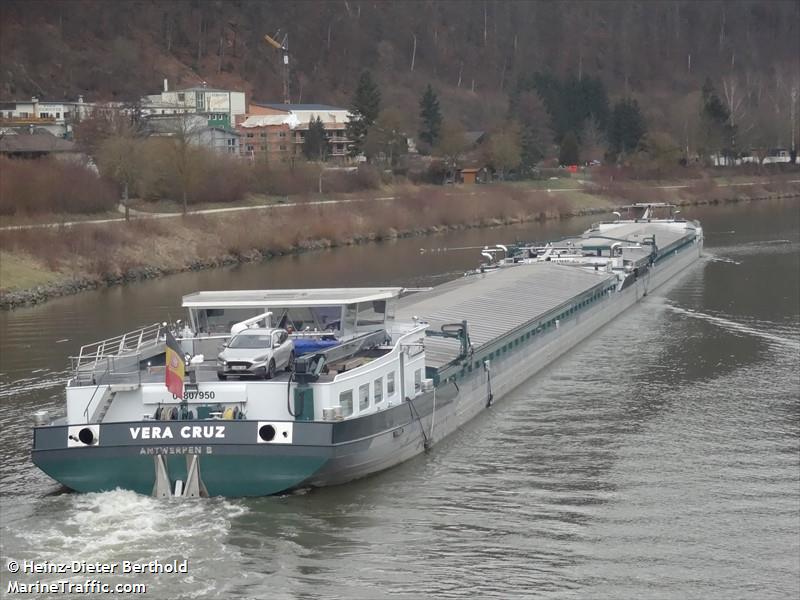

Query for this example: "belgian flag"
[165,330,185,398]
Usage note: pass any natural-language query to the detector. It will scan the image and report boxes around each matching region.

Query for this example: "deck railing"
[71,323,164,378]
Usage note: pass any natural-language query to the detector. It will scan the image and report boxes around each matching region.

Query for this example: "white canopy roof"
[182,288,402,309]
[239,114,300,128]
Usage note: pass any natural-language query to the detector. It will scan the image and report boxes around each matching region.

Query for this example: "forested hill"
[1,0,798,144]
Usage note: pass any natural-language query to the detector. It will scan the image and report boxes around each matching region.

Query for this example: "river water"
[1,201,798,599]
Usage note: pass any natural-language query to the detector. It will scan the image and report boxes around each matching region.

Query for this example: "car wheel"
[286,351,295,372]
[265,359,276,380]
[217,373,227,381]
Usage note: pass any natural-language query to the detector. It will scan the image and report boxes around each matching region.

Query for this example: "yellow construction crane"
[264,31,290,104]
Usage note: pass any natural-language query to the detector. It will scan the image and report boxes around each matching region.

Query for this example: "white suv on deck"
[217,328,295,380]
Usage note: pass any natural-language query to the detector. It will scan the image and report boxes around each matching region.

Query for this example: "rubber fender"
[222,407,234,420]
[232,406,240,420]
[169,407,179,420]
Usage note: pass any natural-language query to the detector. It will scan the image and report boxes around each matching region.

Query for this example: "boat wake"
[665,304,800,351]
[711,238,798,257]
[708,256,742,265]
[44,491,244,560]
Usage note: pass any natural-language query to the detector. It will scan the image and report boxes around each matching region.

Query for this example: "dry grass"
[0,251,64,290]
[0,186,589,286]
[2,176,795,297]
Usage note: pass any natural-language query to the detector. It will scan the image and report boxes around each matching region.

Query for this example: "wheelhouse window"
[374,377,383,404]
[387,371,395,396]
[339,390,353,417]
[196,308,269,335]
[359,383,369,411]
[356,300,386,331]
[229,333,270,349]
[269,305,341,333]
[342,303,357,337]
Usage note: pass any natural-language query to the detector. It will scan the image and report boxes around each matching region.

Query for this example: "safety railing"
[71,323,164,377]
[71,352,147,387]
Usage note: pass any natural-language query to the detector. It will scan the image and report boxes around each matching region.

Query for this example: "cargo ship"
[31,203,703,497]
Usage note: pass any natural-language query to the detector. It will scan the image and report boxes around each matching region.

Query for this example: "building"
[238,103,351,162]
[196,126,240,155]
[141,80,246,129]
[237,112,298,161]
[0,130,83,161]
[0,96,131,140]
[143,114,240,155]
[0,96,93,137]
[460,167,480,184]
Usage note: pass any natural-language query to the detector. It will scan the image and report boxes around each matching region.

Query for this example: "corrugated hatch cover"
[579,222,691,251]
[397,262,616,369]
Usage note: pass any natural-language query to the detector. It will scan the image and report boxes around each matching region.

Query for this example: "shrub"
[0,156,117,215]
[250,162,321,196]
[186,150,251,205]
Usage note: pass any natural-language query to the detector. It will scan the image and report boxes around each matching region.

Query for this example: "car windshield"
[228,334,271,349]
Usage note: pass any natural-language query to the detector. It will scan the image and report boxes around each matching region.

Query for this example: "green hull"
[33,454,327,497]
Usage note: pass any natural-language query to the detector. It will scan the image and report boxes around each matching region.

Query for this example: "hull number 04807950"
[172,391,216,401]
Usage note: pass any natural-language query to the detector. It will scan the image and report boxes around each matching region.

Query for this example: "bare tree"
[722,76,748,152]
[95,115,143,220]
[166,115,205,214]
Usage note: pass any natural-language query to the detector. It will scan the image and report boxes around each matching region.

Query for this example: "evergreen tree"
[608,98,646,160]
[303,116,328,161]
[509,87,552,171]
[559,131,580,165]
[418,84,442,150]
[524,73,609,143]
[699,77,735,158]
[346,71,381,157]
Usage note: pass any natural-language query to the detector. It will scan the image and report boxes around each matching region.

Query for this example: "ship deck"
[397,262,616,369]
[575,222,695,257]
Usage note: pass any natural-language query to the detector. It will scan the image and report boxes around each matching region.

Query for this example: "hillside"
[1,0,798,146]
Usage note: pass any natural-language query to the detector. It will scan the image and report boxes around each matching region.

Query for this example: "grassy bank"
[1,179,798,309]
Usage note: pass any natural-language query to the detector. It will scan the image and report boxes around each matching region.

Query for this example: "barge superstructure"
[32,204,703,497]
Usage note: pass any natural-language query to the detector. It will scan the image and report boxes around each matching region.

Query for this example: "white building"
[0,96,92,137]
[0,96,131,138]
[141,80,246,130]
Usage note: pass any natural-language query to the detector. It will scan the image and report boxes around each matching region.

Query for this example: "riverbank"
[2,178,798,309]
